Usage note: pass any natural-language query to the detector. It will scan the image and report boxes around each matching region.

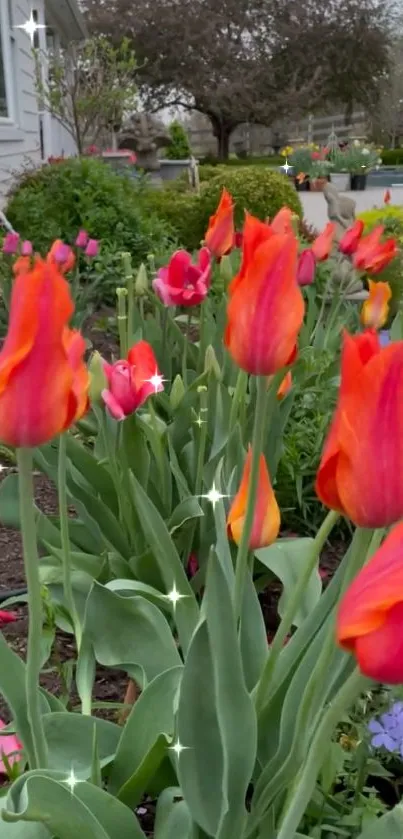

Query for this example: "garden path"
[300,187,403,231]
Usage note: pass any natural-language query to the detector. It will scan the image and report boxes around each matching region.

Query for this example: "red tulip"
[228,213,273,296]
[384,189,391,205]
[227,448,280,549]
[75,230,89,249]
[297,249,316,286]
[0,718,22,775]
[0,260,89,447]
[316,329,403,527]
[269,207,295,235]
[337,523,403,683]
[152,248,211,307]
[225,227,304,375]
[0,610,17,624]
[204,188,235,258]
[102,340,163,421]
[47,240,75,274]
[339,220,364,255]
[353,226,398,275]
[311,223,335,261]
[2,233,19,255]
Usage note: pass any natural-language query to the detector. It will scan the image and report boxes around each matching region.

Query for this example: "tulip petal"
[361,280,392,330]
[228,212,273,295]
[227,448,280,550]
[204,188,235,258]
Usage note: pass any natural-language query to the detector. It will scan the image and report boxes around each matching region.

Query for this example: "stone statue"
[118,112,170,175]
[323,183,364,295]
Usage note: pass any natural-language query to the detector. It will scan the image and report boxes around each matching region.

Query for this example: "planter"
[330,172,349,191]
[349,173,367,191]
[294,176,310,192]
[159,159,196,181]
[309,177,328,192]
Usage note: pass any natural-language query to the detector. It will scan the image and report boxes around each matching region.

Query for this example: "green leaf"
[0,474,20,528]
[177,559,257,839]
[0,821,47,838]
[121,414,150,488]
[109,666,182,804]
[168,497,204,535]
[154,788,194,839]
[83,582,182,685]
[66,470,131,559]
[240,570,268,691]
[357,805,403,838]
[42,713,121,776]
[255,539,322,627]
[391,310,403,342]
[2,772,146,839]
[130,476,199,653]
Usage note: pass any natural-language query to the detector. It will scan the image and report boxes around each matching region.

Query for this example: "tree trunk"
[208,115,233,161]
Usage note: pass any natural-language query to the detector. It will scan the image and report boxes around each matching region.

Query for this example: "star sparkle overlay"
[200,483,230,509]
[281,159,291,175]
[168,739,190,759]
[143,371,168,394]
[63,767,82,794]
[15,10,46,44]
[163,583,190,610]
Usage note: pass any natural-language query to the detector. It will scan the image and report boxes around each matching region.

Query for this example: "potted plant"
[335,143,379,190]
[289,146,314,191]
[308,156,334,191]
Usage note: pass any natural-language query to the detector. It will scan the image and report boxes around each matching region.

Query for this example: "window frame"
[0,0,17,124]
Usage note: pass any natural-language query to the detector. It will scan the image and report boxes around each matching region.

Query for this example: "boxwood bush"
[358,205,403,318]
[5,157,175,261]
[142,166,302,250]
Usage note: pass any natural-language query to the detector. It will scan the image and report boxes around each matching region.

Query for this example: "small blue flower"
[379,330,391,348]
[368,702,403,757]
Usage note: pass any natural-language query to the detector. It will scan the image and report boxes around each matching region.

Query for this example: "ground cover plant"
[0,188,401,839]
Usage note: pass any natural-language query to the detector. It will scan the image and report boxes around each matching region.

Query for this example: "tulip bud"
[88,351,107,404]
[204,344,221,380]
[135,263,149,297]
[297,249,316,286]
[219,254,234,289]
[170,374,186,409]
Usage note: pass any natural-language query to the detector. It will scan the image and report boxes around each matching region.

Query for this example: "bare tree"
[37,35,137,154]
[370,34,403,146]
[83,0,393,159]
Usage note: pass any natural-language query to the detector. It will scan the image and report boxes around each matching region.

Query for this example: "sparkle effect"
[168,739,190,758]
[164,583,189,609]
[194,413,206,427]
[63,768,81,794]
[15,10,46,44]
[144,371,168,394]
[201,483,230,509]
[281,159,291,175]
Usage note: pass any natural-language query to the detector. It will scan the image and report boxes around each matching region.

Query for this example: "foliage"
[5,158,175,305]
[333,144,381,174]
[84,0,392,159]
[358,206,403,317]
[164,120,192,160]
[36,35,137,154]
[380,147,403,165]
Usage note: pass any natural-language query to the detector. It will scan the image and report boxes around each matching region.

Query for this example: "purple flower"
[75,230,89,249]
[368,702,403,756]
[21,240,33,256]
[85,239,99,258]
[2,233,20,255]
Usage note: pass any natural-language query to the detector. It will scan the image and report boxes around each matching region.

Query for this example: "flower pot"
[330,172,349,191]
[310,177,328,192]
[294,176,310,192]
[350,173,367,191]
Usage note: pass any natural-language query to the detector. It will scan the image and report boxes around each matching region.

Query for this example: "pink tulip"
[75,230,89,249]
[0,719,22,775]
[85,239,99,258]
[297,249,316,286]
[21,240,33,257]
[102,340,163,421]
[2,233,20,255]
[0,611,17,624]
[153,248,211,307]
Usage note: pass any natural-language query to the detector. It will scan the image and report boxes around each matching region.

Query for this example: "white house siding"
[0,0,42,204]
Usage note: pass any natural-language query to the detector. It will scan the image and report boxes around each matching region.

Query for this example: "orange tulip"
[316,329,403,527]
[337,523,403,683]
[311,222,335,261]
[277,371,292,400]
[338,220,364,255]
[270,207,295,235]
[228,212,273,295]
[12,256,31,277]
[353,226,398,275]
[0,259,89,447]
[204,188,235,258]
[47,239,75,274]
[225,231,304,375]
[361,280,392,329]
[227,448,280,549]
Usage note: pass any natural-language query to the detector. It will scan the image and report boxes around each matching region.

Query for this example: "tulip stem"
[116,288,128,357]
[58,434,82,651]
[233,375,268,621]
[277,668,369,839]
[182,309,193,387]
[17,448,48,769]
[229,369,248,434]
[255,508,340,715]
[198,301,207,374]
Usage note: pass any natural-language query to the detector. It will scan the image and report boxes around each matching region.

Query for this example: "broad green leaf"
[0,820,47,838]
[168,497,204,535]
[0,474,20,528]
[3,772,145,839]
[83,582,181,685]
[121,414,150,488]
[154,788,194,839]
[357,805,403,838]
[240,570,268,691]
[66,470,131,559]
[130,476,199,653]
[109,666,182,803]
[43,713,121,776]
[106,579,171,613]
[177,560,256,839]
[255,539,322,627]
[65,435,118,515]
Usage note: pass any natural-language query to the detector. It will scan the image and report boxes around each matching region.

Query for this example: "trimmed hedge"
[358,205,403,318]
[143,166,302,250]
[380,148,403,166]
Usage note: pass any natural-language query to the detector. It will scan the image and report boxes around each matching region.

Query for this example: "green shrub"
[164,120,192,160]
[200,154,284,167]
[380,148,403,166]
[358,206,403,317]
[5,157,175,265]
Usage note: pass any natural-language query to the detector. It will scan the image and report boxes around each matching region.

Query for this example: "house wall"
[0,0,42,203]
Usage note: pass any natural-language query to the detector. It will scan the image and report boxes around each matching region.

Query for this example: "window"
[0,0,16,121]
